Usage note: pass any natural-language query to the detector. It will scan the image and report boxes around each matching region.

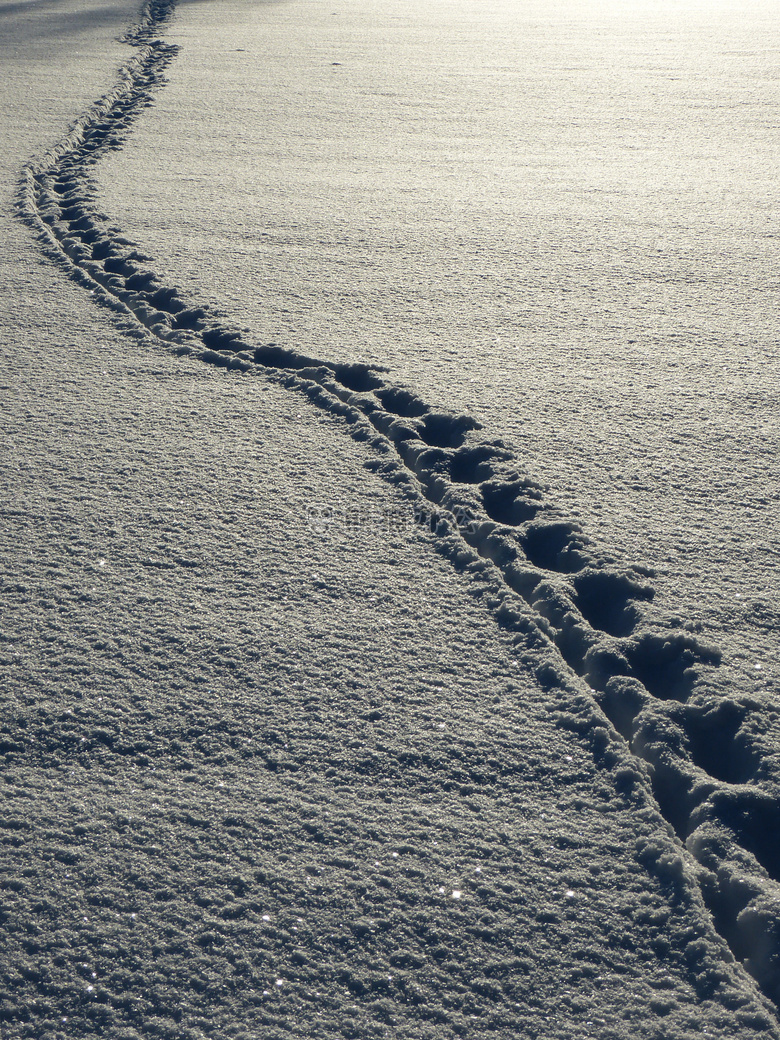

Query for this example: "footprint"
[201,325,246,352]
[332,362,385,393]
[520,521,588,573]
[582,642,630,691]
[91,239,119,261]
[374,385,429,417]
[125,270,161,292]
[60,204,85,222]
[571,569,653,638]
[418,411,481,448]
[448,444,512,484]
[103,255,136,277]
[706,789,780,883]
[148,286,187,315]
[480,478,542,526]
[253,343,322,371]
[682,700,760,784]
[173,306,210,331]
[624,631,720,701]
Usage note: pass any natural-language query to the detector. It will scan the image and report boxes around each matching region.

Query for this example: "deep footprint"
[571,569,653,638]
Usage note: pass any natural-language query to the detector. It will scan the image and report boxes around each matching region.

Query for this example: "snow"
[1,0,780,1037]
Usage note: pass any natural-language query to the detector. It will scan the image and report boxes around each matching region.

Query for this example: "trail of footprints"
[17,0,780,1013]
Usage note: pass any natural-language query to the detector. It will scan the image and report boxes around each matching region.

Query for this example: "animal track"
[16,0,780,1015]
[571,569,652,638]
[449,444,514,484]
[520,520,589,573]
[625,631,721,701]
[374,386,429,418]
[707,790,780,882]
[480,477,543,525]
[417,411,480,448]
[683,699,760,784]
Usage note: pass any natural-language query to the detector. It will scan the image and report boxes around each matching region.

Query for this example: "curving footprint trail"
[16,0,780,1015]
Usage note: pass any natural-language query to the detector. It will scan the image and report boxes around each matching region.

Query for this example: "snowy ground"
[1,1,779,1037]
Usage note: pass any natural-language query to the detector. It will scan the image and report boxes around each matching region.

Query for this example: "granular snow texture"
[2,1,780,1038]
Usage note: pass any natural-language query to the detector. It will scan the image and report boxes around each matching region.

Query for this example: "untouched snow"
[2,0,780,1037]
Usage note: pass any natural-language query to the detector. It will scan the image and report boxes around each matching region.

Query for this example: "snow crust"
[2,0,779,1036]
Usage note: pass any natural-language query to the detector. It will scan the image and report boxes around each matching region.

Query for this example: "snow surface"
[2,0,780,1037]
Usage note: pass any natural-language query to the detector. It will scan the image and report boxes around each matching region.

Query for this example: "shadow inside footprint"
[708,790,780,882]
[572,570,653,637]
[374,386,429,417]
[103,256,136,277]
[148,286,186,315]
[332,363,386,393]
[77,226,102,246]
[172,306,209,331]
[202,326,245,352]
[481,479,541,526]
[449,444,513,484]
[253,344,321,370]
[520,522,588,573]
[683,701,758,784]
[125,270,161,292]
[419,412,481,448]
[624,632,721,701]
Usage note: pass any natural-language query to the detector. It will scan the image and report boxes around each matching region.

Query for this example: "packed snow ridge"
[16,0,780,1013]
